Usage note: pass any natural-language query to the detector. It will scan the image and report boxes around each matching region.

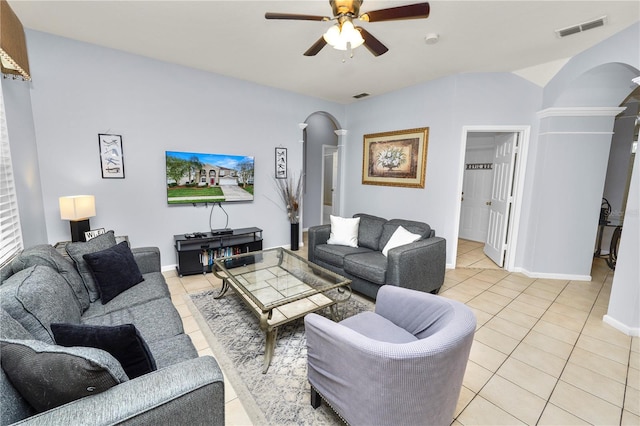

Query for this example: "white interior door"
[459,147,494,242]
[484,133,518,266]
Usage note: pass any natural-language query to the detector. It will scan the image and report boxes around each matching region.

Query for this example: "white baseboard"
[162,264,178,273]
[603,314,640,337]
[510,267,591,282]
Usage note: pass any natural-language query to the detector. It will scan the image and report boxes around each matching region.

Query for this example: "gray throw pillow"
[65,231,117,302]
[0,266,82,344]
[0,339,128,412]
[10,244,90,312]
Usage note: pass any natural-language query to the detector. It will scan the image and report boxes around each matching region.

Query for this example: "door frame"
[453,125,530,271]
[320,145,339,224]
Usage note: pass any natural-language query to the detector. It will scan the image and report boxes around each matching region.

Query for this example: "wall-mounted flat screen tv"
[166,150,254,204]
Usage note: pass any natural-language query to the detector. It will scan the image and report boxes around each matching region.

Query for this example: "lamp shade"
[323,20,364,51]
[59,195,96,221]
[0,0,31,80]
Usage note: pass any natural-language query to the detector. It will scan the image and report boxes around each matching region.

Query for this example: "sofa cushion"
[0,339,128,412]
[327,215,360,248]
[0,308,33,340]
[81,298,185,344]
[52,323,157,379]
[339,311,418,344]
[0,266,82,344]
[82,241,144,304]
[343,251,388,285]
[315,244,372,269]
[147,334,199,369]
[66,230,117,302]
[81,272,170,319]
[10,245,90,312]
[353,213,387,250]
[382,226,422,256]
[379,219,431,251]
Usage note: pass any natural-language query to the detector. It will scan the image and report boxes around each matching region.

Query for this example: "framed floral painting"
[362,127,428,188]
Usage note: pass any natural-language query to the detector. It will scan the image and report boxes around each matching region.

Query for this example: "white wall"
[543,23,640,109]
[605,149,640,336]
[343,73,541,267]
[25,30,344,267]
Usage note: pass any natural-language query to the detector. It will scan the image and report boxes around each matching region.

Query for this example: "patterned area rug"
[187,289,374,425]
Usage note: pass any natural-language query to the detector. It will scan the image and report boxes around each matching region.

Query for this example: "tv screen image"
[166,150,254,204]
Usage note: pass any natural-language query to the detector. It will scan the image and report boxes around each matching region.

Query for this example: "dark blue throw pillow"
[82,241,144,304]
[51,323,157,379]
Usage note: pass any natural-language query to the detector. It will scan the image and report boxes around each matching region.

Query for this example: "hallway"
[457,239,502,269]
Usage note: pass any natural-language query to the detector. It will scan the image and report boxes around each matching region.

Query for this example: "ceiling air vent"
[353,93,370,99]
[555,16,607,38]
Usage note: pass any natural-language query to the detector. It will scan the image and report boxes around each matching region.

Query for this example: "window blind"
[0,82,23,267]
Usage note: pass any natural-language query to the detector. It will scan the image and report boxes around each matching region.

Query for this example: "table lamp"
[59,195,96,242]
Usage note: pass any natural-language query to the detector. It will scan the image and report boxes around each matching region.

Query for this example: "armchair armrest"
[132,247,161,274]
[307,225,331,264]
[386,237,446,294]
[13,356,224,426]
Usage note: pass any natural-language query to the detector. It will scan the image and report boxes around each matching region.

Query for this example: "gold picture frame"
[362,127,429,188]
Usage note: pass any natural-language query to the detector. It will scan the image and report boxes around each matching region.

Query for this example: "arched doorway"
[524,62,639,280]
[535,62,639,335]
[301,112,342,230]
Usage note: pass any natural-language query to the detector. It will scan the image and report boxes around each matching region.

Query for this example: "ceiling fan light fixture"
[323,20,364,51]
[323,24,341,45]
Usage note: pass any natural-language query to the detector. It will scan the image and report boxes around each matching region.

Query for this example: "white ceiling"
[8,1,640,104]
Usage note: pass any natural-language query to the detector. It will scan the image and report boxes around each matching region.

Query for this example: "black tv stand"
[174,227,263,276]
[211,228,233,236]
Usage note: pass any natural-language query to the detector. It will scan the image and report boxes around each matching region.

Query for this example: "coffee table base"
[216,278,351,373]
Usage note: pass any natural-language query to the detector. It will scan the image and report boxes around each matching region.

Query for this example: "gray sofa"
[0,233,224,425]
[308,213,446,299]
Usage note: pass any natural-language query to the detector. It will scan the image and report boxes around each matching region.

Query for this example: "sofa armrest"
[13,356,224,426]
[386,237,446,294]
[132,247,161,274]
[307,224,331,264]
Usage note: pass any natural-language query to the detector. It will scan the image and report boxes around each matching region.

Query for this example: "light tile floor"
[457,238,502,269]
[165,238,639,425]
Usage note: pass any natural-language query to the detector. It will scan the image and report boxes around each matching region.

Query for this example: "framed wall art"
[275,147,287,179]
[362,127,429,188]
[98,134,125,179]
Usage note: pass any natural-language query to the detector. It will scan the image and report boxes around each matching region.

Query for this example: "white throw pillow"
[382,226,422,256]
[327,215,360,248]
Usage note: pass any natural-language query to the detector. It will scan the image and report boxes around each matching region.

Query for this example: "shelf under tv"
[173,227,263,277]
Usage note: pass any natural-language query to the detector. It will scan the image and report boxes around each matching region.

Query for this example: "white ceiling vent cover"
[556,16,607,38]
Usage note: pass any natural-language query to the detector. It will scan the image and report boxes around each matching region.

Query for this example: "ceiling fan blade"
[357,27,389,57]
[360,2,430,22]
[265,12,329,21]
[304,37,328,56]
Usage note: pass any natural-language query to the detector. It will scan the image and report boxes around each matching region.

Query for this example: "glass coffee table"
[212,247,352,373]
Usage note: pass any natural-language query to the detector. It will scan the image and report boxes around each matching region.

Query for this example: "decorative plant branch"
[275,172,303,224]
[376,146,407,171]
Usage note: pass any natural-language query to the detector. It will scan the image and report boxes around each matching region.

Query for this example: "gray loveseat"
[0,232,224,425]
[308,213,446,299]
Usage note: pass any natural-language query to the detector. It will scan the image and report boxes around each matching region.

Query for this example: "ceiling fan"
[265,1,430,57]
